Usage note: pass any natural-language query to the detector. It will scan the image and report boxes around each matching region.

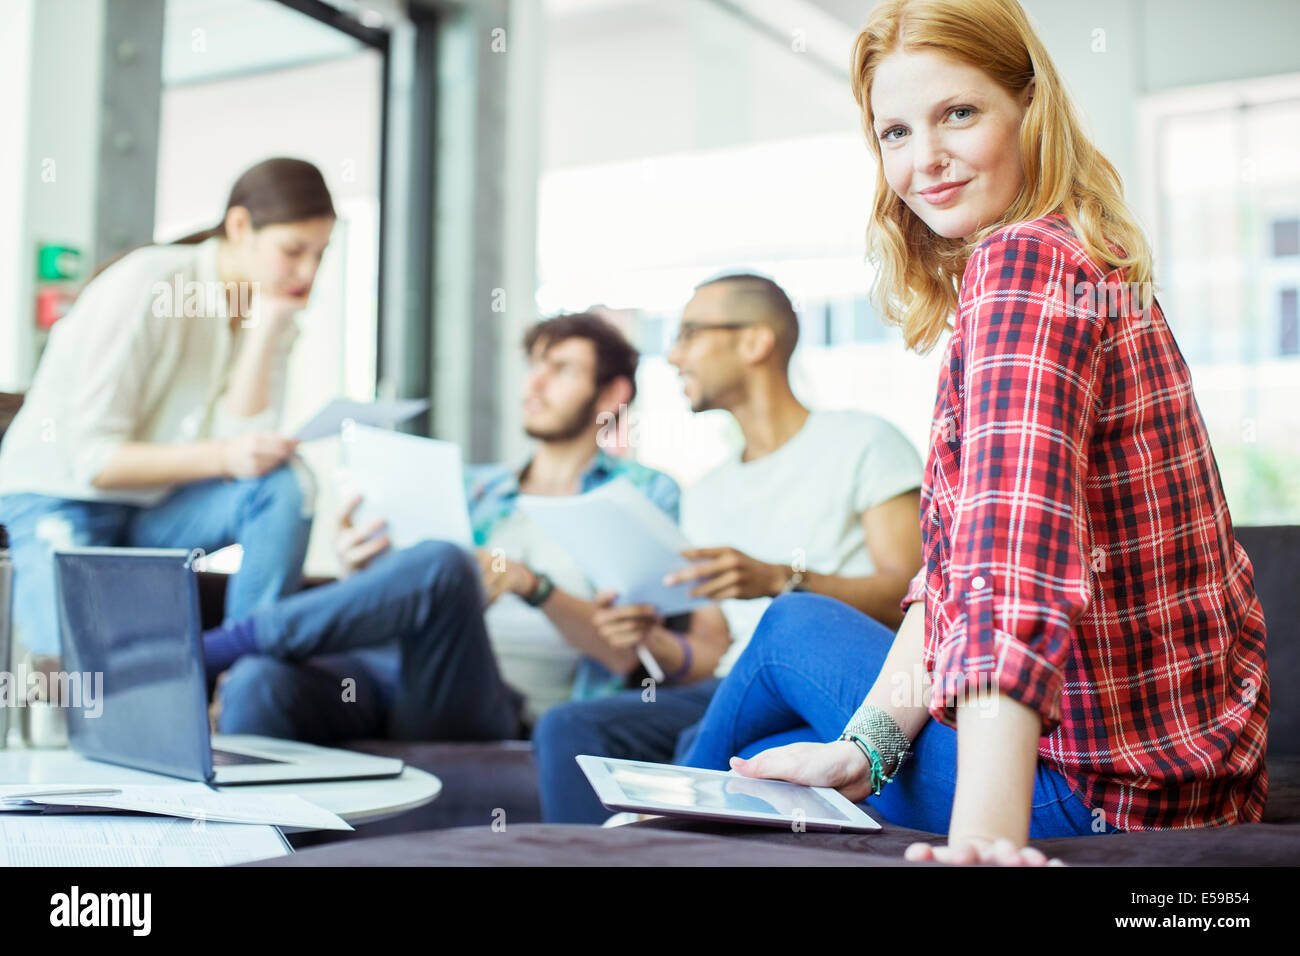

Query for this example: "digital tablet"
[576,755,882,833]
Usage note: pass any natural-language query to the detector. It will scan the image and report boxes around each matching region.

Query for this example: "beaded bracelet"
[839,732,895,796]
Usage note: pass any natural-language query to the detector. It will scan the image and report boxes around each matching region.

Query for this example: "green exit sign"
[37,244,83,281]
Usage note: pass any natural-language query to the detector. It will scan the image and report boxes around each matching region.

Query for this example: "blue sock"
[203,617,259,680]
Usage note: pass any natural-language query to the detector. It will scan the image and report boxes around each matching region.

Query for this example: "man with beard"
[209,313,731,743]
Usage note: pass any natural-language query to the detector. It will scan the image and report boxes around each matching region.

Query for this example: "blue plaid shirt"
[463,449,681,701]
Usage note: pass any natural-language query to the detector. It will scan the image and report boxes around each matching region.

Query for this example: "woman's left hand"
[904,835,1064,866]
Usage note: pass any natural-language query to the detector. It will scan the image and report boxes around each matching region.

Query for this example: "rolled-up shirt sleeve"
[901,565,927,613]
[929,233,1103,735]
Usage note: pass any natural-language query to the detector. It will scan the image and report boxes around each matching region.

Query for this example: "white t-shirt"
[681,409,922,676]
[0,237,297,506]
[479,510,595,725]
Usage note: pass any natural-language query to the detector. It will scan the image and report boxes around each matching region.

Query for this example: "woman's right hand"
[220,432,297,479]
[334,492,390,577]
[591,590,661,650]
[729,740,875,804]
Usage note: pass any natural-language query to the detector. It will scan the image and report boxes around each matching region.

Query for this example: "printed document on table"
[338,424,474,550]
[516,477,710,617]
[293,397,430,442]
[0,783,352,830]
[0,816,291,866]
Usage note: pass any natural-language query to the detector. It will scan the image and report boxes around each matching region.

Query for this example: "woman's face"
[870,48,1033,241]
[227,213,335,309]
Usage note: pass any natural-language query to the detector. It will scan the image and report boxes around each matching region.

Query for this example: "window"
[1140,74,1300,523]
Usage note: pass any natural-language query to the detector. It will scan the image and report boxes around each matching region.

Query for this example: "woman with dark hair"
[677,0,1268,865]
[0,157,336,660]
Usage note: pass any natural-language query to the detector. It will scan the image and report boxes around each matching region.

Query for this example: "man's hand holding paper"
[515,477,710,618]
[663,545,788,601]
[334,491,391,576]
[591,590,662,651]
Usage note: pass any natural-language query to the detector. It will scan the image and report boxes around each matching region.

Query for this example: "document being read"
[516,477,710,617]
[293,397,430,442]
[339,424,474,549]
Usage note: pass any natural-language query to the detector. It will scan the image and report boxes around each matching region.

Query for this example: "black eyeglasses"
[673,320,758,345]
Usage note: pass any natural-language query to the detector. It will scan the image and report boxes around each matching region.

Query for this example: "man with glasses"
[533,273,924,823]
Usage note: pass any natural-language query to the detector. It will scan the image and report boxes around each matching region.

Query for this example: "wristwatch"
[523,570,555,607]
[778,566,806,596]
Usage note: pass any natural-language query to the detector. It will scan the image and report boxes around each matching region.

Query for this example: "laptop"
[53,547,404,786]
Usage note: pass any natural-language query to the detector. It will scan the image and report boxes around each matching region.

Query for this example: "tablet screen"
[599,759,851,821]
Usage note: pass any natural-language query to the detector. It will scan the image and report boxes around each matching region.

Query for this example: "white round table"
[0,746,441,827]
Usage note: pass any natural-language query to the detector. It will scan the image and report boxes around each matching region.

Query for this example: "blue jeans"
[533,679,722,823]
[217,540,525,743]
[0,465,312,657]
[680,593,1120,839]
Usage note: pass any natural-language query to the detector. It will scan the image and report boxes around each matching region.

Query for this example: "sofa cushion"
[288,740,540,850]
[251,818,1300,867]
[632,816,1300,866]
[1263,756,1300,823]
[1234,525,1299,756]
[257,823,910,866]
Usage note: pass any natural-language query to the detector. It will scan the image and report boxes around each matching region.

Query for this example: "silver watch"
[778,567,806,595]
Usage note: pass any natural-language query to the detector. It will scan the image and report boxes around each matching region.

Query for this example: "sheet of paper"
[338,424,473,550]
[293,397,430,442]
[516,476,710,616]
[0,815,290,866]
[0,783,352,831]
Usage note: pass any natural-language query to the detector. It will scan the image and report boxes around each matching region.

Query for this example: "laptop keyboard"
[211,748,287,766]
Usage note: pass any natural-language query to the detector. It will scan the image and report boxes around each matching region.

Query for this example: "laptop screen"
[54,549,214,783]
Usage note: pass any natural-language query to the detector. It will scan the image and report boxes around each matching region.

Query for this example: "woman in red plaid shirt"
[679,0,1269,864]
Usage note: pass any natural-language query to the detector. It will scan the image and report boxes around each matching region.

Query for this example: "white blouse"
[0,237,298,506]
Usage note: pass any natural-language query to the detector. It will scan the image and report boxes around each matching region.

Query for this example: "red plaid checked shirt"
[903,213,1269,831]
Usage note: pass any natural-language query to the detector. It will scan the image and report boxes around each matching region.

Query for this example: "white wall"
[1140,0,1300,92]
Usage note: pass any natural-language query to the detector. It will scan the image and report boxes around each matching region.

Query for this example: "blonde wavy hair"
[852,0,1154,353]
